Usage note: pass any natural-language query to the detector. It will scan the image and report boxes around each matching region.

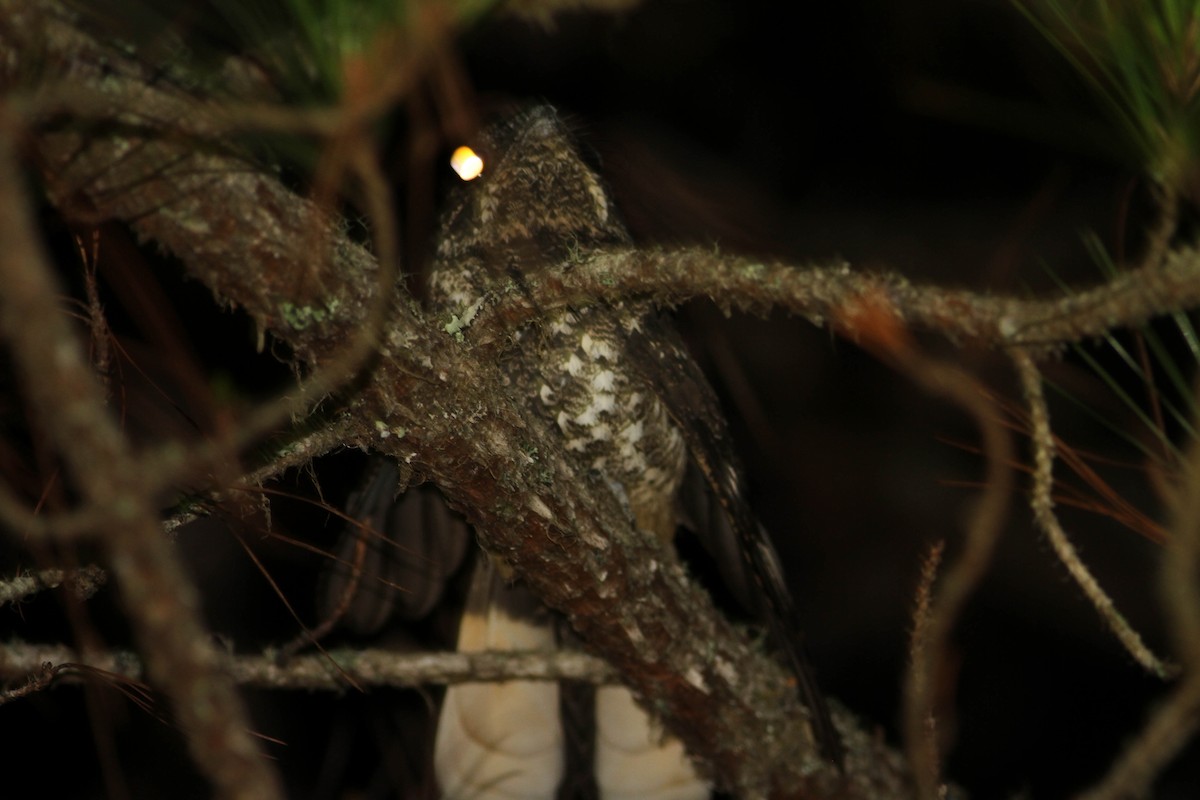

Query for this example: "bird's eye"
[449,145,484,181]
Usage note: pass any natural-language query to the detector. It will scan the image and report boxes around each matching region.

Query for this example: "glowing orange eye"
[450,146,484,181]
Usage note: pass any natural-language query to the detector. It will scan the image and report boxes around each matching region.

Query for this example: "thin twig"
[0,661,56,707]
[1013,349,1175,678]
[474,244,1200,355]
[906,540,945,789]
[0,640,617,689]
[160,418,353,536]
[1138,183,1180,277]
[0,564,107,607]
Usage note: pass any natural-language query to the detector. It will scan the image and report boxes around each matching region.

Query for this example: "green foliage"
[211,0,494,103]
[1018,0,1200,198]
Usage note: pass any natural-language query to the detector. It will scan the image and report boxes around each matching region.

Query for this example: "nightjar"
[325,105,841,799]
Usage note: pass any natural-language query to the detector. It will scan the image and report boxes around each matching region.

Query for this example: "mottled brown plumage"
[428,105,842,792]
[431,108,686,546]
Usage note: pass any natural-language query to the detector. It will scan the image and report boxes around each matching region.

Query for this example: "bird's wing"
[624,315,844,766]
[320,461,471,634]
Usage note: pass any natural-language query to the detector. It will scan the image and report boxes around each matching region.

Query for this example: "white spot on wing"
[586,176,610,223]
[714,657,738,686]
[591,370,615,391]
[478,189,498,225]
[582,335,616,361]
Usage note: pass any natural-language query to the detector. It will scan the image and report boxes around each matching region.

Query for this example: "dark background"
[6,0,1199,797]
